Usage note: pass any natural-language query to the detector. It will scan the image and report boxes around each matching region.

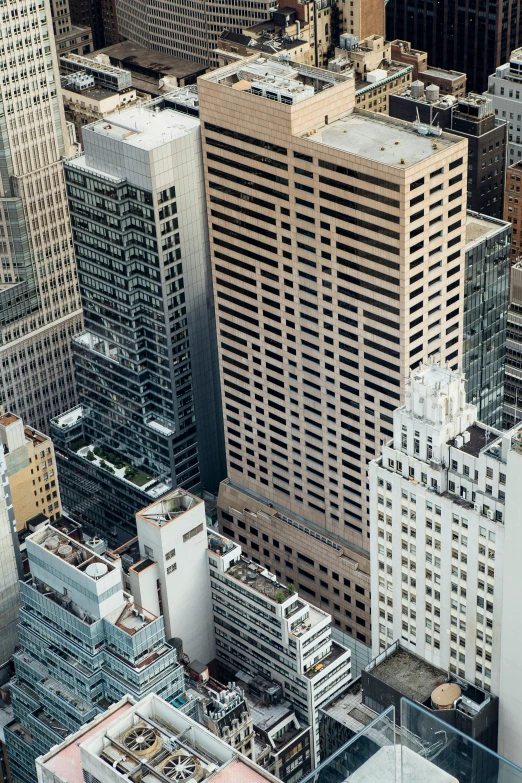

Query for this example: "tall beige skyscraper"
[0,0,83,432]
[198,55,467,667]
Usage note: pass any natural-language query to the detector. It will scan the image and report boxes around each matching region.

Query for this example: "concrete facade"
[135,490,215,665]
[198,53,468,656]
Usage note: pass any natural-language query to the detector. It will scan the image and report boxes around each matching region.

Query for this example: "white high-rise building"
[499,429,522,766]
[369,362,522,768]
[134,490,216,666]
[0,0,83,432]
[369,363,508,696]
[488,46,522,166]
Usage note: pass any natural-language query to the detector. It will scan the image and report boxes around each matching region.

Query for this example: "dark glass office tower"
[386,0,522,93]
[463,212,510,428]
[52,91,225,546]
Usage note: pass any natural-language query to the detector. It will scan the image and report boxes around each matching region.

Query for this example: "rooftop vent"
[122,726,159,755]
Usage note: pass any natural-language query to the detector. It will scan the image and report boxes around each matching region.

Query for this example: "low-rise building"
[0,412,62,531]
[390,40,466,95]
[207,529,351,766]
[35,694,279,783]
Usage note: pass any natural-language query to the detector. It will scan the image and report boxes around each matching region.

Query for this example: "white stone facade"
[370,363,509,697]
[207,529,351,766]
[488,50,522,166]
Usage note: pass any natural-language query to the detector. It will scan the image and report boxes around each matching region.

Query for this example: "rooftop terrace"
[227,558,293,603]
[304,640,347,679]
[447,423,502,458]
[306,111,461,167]
[51,405,83,431]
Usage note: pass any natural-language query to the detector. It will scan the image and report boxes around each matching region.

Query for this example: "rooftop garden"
[78,443,153,488]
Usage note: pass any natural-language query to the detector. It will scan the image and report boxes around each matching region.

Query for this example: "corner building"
[198,56,468,663]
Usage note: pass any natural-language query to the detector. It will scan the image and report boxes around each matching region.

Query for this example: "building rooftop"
[392,84,458,109]
[66,437,171,496]
[61,83,124,101]
[219,27,308,54]
[448,423,501,458]
[355,63,412,93]
[306,111,461,167]
[364,642,493,719]
[227,558,293,603]
[367,646,444,705]
[465,212,509,248]
[42,701,135,783]
[206,55,350,101]
[0,412,19,427]
[51,404,83,430]
[104,601,158,633]
[49,694,277,783]
[421,66,465,82]
[319,678,377,735]
[208,530,238,558]
[137,489,202,527]
[87,41,207,80]
[28,525,117,580]
[85,105,200,151]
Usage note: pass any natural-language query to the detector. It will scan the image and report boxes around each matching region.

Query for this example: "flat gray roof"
[88,41,207,79]
[422,67,465,81]
[307,112,461,168]
[368,647,444,704]
[466,213,509,248]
